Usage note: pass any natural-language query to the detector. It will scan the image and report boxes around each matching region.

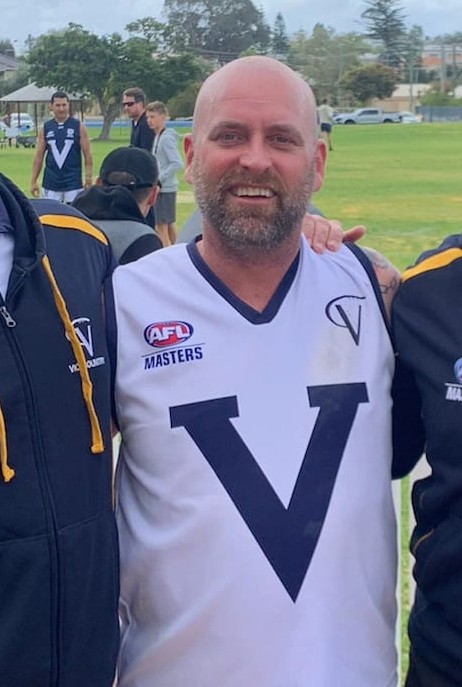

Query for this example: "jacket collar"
[0,172,45,275]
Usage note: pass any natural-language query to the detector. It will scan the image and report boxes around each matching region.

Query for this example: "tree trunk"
[96,100,121,141]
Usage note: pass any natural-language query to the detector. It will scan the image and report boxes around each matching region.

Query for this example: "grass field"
[2,121,461,271]
[2,121,459,684]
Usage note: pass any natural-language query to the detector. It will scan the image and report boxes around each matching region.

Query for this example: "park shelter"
[0,54,20,80]
[0,83,87,131]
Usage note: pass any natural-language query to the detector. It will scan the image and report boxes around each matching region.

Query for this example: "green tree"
[28,25,119,139]
[27,24,206,140]
[402,25,424,84]
[125,17,172,53]
[289,25,369,103]
[340,63,397,103]
[167,82,201,117]
[163,0,270,60]
[0,38,16,57]
[271,12,290,58]
[434,32,462,45]
[361,0,407,68]
[420,89,462,106]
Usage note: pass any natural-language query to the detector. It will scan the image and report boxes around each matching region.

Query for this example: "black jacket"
[73,185,162,264]
[0,175,119,686]
[393,233,462,682]
[130,111,154,151]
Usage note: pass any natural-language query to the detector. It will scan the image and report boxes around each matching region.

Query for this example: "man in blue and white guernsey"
[113,56,402,687]
[31,91,93,203]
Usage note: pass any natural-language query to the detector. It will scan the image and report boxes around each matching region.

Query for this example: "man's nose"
[238,137,271,173]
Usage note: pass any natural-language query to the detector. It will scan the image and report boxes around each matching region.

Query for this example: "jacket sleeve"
[391,352,426,479]
[158,133,184,185]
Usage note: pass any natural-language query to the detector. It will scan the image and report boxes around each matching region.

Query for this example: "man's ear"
[147,185,160,207]
[95,177,104,187]
[313,140,327,193]
[183,133,195,185]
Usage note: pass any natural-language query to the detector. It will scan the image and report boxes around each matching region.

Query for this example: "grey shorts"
[156,192,177,224]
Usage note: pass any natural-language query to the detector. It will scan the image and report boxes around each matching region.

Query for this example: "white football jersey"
[113,238,397,687]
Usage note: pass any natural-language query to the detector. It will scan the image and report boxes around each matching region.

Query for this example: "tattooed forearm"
[380,274,400,295]
[361,246,401,320]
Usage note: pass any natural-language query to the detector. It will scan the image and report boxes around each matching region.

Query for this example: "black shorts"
[405,650,459,687]
[320,123,332,133]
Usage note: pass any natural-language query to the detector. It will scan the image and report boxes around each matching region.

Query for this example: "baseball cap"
[99,146,159,190]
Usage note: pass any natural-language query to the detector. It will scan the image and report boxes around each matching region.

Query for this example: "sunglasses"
[122,101,136,107]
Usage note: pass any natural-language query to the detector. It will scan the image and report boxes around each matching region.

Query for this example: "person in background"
[0,173,119,686]
[123,87,154,152]
[317,97,335,151]
[146,101,184,246]
[112,55,400,687]
[30,91,93,202]
[73,146,162,264]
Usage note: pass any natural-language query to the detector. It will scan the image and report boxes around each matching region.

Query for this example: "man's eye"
[271,135,292,145]
[217,132,241,144]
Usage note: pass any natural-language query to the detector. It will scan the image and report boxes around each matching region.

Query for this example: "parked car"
[1,114,36,147]
[399,110,422,124]
[8,112,34,130]
[334,108,402,124]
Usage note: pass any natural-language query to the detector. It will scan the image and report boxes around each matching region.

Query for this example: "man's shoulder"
[114,242,185,281]
[32,198,111,249]
[164,126,178,138]
[137,112,149,126]
[68,116,81,128]
[401,234,462,286]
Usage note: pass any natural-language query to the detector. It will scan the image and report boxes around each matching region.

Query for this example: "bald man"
[112,56,400,687]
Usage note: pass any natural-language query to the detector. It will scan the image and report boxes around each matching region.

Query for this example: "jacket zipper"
[1,307,61,684]
[0,305,16,327]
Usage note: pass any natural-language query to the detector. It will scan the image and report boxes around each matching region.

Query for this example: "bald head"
[193,56,318,142]
[184,55,326,256]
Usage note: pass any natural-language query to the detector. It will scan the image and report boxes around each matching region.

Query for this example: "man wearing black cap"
[73,146,163,264]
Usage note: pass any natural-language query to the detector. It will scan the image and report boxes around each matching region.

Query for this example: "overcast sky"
[3,0,459,52]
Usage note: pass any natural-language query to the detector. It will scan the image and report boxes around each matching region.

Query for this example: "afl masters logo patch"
[445,357,462,402]
[144,321,194,348]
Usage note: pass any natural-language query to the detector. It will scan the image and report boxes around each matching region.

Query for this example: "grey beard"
[194,171,315,254]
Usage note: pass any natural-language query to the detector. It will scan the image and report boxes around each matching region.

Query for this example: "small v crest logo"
[325,295,365,345]
[71,317,94,358]
[170,383,369,601]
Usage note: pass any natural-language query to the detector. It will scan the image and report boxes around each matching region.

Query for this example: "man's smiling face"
[185,58,326,252]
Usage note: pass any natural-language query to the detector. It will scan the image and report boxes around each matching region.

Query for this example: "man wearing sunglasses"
[122,88,155,152]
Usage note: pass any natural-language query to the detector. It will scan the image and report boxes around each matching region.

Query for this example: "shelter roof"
[0,83,84,103]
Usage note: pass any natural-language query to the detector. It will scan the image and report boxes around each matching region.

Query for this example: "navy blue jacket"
[0,175,119,686]
[393,233,462,682]
[130,111,154,151]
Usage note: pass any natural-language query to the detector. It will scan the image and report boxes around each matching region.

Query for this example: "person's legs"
[167,222,177,245]
[320,123,333,151]
[326,130,333,151]
[155,222,170,247]
[155,192,177,246]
